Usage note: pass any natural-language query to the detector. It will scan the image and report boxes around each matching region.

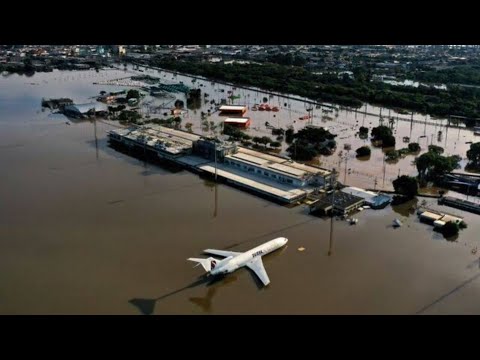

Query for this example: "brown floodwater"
[125,64,480,192]
[1,68,480,314]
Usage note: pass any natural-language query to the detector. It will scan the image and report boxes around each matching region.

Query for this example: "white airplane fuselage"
[210,237,288,276]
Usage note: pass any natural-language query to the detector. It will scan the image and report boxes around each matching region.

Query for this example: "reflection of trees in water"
[391,198,418,217]
[443,232,459,242]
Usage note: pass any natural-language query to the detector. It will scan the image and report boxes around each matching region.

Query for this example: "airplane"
[187,237,288,286]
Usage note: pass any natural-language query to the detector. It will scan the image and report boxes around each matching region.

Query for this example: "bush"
[441,221,459,237]
[392,175,418,199]
[386,150,400,161]
[355,146,371,157]
[428,145,444,154]
[383,135,396,148]
[408,142,421,152]
[126,89,140,100]
[285,128,295,143]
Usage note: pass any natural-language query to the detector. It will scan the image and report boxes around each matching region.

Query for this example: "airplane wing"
[203,249,242,258]
[246,258,270,286]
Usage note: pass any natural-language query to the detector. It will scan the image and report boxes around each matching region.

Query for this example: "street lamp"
[328,168,337,257]
[344,152,349,184]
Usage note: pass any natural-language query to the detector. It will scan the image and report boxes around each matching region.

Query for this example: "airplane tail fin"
[187,257,219,272]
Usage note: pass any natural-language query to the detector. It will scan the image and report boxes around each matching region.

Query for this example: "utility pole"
[383,153,386,188]
[214,181,218,218]
[344,153,348,184]
[213,137,219,218]
[214,140,217,182]
[328,168,336,257]
[143,123,147,168]
[94,115,99,161]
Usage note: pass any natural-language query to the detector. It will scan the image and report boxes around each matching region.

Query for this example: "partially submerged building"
[223,148,332,189]
[218,105,247,116]
[41,97,73,109]
[108,125,332,204]
[108,125,200,161]
[438,196,480,215]
[224,117,251,129]
[192,138,237,161]
[418,208,463,229]
[341,186,391,209]
[63,102,108,118]
[309,191,364,215]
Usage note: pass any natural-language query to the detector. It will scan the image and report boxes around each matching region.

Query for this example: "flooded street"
[131,65,480,192]
[1,68,480,314]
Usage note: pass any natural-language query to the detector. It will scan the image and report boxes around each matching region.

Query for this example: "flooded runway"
[1,68,480,314]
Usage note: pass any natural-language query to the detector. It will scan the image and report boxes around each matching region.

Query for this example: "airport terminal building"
[223,148,332,189]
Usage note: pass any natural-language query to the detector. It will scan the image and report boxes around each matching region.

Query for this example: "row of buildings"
[107,125,333,204]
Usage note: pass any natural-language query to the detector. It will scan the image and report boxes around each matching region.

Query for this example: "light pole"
[213,138,219,218]
[343,151,349,184]
[328,168,337,257]
[214,139,217,182]
[382,152,386,188]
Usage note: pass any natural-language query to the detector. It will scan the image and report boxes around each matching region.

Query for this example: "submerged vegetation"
[286,127,336,161]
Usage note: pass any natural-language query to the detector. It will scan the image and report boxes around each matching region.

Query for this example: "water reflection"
[129,274,236,315]
[391,198,418,217]
[189,275,238,313]
[129,276,209,315]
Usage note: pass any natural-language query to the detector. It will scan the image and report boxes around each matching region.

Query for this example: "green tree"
[270,141,281,148]
[359,126,369,135]
[408,142,421,152]
[441,221,459,238]
[259,136,272,147]
[287,142,316,161]
[371,125,395,147]
[416,152,460,182]
[466,142,480,167]
[355,146,371,157]
[252,136,262,145]
[383,135,396,148]
[126,89,140,100]
[392,175,418,199]
[386,149,400,161]
[285,128,295,143]
[428,144,444,155]
[371,125,392,140]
